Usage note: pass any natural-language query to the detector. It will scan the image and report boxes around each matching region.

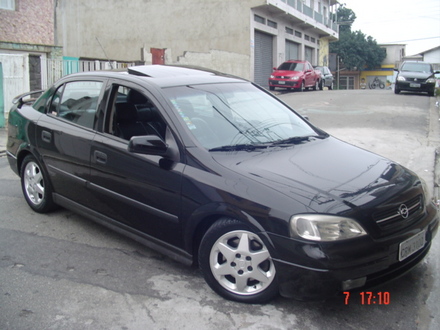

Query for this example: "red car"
[269,60,321,92]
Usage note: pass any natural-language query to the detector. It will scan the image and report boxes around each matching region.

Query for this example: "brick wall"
[0,0,54,45]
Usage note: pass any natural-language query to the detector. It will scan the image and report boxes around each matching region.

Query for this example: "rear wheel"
[199,218,278,303]
[21,155,56,213]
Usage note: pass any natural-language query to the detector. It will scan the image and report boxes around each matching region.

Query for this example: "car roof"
[64,65,246,88]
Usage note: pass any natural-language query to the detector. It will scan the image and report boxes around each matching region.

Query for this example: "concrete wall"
[423,47,440,65]
[0,0,54,45]
[55,0,257,62]
[380,44,406,67]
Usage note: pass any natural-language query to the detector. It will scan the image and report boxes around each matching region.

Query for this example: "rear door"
[36,79,104,207]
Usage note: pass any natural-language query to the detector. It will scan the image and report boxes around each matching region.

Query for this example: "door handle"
[41,130,52,143]
[94,150,107,164]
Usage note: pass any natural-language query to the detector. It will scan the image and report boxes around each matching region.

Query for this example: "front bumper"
[269,203,439,300]
[396,81,435,93]
[269,79,301,89]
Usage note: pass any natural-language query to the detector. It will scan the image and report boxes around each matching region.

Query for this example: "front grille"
[373,195,423,232]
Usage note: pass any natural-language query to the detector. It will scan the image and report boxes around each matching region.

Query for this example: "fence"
[43,58,136,89]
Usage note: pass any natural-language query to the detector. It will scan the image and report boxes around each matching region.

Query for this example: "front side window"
[49,81,103,129]
[163,82,318,149]
[105,85,166,141]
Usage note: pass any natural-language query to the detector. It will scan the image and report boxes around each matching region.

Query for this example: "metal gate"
[0,54,30,119]
[254,30,273,88]
[286,40,299,61]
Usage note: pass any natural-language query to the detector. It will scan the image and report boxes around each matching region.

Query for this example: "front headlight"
[270,75,275,79]
[291,76,300,80]
[290,214,367,241]
[397,76,406,81]
[426,78,436,83]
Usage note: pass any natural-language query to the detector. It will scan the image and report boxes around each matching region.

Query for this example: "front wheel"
[21,155,56,213]
[199,218,278,303]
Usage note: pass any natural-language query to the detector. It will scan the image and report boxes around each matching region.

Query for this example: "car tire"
[394,87,400,94]
[329,81,333,90]
[313,80,319,91]
[20,155,57,213]
[319,80,323,90]
[299,81,305,92]
[199,218,278,304]
[269,86,275,91]
[428,89,434,97]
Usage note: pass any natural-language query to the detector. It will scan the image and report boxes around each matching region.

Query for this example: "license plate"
[409,83,421,88]
[399,230,426,261]
[278,81,286,85]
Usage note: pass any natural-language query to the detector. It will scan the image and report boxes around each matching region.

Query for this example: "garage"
[254,30,273,88]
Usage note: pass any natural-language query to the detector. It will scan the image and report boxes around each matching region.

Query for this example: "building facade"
[1,0,338,122]
[0,0,61,125]
[55,0,339,87]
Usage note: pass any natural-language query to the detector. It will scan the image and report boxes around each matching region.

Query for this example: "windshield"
[163,82,318,149]
[401,62,432,73]
[278,62,304,71]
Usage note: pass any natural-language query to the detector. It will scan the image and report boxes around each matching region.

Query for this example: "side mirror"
[128,135,168,156]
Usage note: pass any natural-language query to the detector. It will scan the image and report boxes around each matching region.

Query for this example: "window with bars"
[0,0,15,10]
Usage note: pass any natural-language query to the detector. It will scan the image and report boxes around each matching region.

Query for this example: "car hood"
[399,71,433,79]
[273,70,303,77]
[210,137,416,213]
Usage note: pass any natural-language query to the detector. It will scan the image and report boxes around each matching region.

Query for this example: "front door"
[89,82,185,248]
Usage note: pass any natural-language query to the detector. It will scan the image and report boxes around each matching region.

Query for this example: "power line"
[382,36,440,43]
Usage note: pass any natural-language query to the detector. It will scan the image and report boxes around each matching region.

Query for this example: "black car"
[314,66,334,90]
[7,65,439,303]
[394,61,439,96]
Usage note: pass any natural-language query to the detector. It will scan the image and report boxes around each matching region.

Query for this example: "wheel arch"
[185,203,278,266]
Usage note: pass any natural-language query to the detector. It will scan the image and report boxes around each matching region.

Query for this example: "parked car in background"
[314,66,334,90]
[394,61,439,96]
[269,60,321,92]
[7,65,438,304]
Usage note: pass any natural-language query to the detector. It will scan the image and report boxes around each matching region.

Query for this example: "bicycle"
[369,77,385,89]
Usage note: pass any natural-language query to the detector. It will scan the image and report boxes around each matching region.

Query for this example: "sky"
[340,0,440,55]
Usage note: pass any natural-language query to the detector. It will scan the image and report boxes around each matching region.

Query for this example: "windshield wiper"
[272,134,328,145]
[209,143,269,152]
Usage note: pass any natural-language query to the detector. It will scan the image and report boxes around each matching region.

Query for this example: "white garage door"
[0,53,30,118]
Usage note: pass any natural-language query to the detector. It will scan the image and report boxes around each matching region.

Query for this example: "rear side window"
[49,81,103,129]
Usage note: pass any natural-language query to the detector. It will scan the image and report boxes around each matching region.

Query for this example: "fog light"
[342,277,367,290]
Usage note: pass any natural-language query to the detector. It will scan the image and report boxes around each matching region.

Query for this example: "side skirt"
[52,193,193,266]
